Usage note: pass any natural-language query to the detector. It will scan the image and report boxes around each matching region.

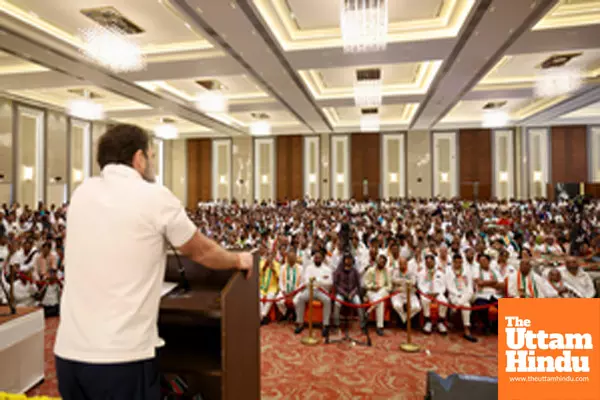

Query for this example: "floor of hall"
[30,318,498,400]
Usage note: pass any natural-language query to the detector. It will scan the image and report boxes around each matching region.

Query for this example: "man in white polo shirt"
[54,124,253,400]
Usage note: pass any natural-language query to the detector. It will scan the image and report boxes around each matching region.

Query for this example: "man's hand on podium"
[236,250,256,279]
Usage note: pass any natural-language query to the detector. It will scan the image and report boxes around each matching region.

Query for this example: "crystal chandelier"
[250,120,271,136]
[354,69,383,107]
[535,67,582,98]
[360,113,380,132]
[68,98,104,121]
[80,26,146,73]
[340,0,388,53]
[154,119,179,140]
[195,90,229,114]
[482,110,509,128]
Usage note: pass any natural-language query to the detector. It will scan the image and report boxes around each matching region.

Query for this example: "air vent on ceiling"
[67,88,103,99]
[81,7,144,34]
[195,80,225,91]
[161,117,176,124]
[539,53,582,69]
[356,68,382,81]
[361,108,378,115]
[483,101,507,110]
[251,112,270,120]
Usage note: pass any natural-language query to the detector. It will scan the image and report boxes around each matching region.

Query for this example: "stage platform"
[0,307,45,393]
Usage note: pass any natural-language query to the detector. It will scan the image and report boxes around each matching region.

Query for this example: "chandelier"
[354,69,383,107]
[195,91,229,114]
[535,67,582,98]
[80,26,146,73]
[250,120,271,136]
[340,0,388,53]
[154,119,179,140]
[482,110,509,128]
[68,98,104,121]
[360,113,380,132]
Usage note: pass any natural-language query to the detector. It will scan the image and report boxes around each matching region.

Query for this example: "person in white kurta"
[546,268,584,298]
[277,250,303,316]
[507,259,558,298]
[364,254,392,336]
[293,250,333,337]
[445,255,477,342]
[390,257,421,326]
[558,258,596,298]
[417,254,448,334]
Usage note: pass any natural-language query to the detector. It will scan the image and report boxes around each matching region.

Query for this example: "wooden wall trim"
[186,138,212,207]
[458,128,492,200]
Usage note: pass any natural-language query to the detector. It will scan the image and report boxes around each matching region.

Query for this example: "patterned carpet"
[29,318,498,399]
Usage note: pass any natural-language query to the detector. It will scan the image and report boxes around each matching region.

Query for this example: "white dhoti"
[366,289,388,328]
[260,292,277,319]
[420,293,448,319]
[449,294,471,327]
[391,293,421,323]
[293,288,331,326]
[276,292,293,316]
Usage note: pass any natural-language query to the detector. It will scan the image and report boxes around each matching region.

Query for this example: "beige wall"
[162,139,173,189]
[46,111,67,206]
[92,121,107,176]
[320,133,330,199]
[169,139,187,204]
[0,99,12,204]
[406,130,432,198]
[232,136,253,203]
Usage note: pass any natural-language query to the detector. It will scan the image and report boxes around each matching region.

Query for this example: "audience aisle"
[29,318,498,399]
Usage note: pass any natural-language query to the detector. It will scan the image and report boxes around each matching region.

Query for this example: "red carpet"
[29,318,498,399]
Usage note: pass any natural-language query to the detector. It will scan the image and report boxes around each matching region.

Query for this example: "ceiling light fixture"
[68,95,104,121]
[482,109,509,128]
[340,0,388,53]
[195,90,229,114]
[80,26,146,72]
[360,108,380,132]
[250,120,271,136]
[535,67,582,98]
[354,68,383,107]
[154,118,179,140]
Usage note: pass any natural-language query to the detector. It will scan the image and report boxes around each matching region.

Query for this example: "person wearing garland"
[507,259,557,299]
[259,250,281,325]
[390,257,421,329]
[417,254,448,335]
[445,254,477,342]
[364,254,392,336]
[471,254,501,334]
[277,249,303,320]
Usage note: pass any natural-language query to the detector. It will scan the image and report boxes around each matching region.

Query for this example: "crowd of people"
[2,197,599,342]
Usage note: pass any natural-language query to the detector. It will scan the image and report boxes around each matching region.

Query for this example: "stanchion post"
[301,278,320,345]
[399,283,420,353]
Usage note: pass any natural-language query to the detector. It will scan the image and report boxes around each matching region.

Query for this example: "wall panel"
[303,136,320,198]
[331,135,350,199]
[382,133,405,199]
[351,133,380,200]
[276,135,303,200]
[433,132,458,198]
[187,139,212,207]
[551,125,587,184]
[212,139,232,201]
[254,137,275,201]
[459,129,492,200]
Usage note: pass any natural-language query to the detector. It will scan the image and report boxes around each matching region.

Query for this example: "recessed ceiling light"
[28,11,38,18]
[230,2,236,9]
[184,23,191,29]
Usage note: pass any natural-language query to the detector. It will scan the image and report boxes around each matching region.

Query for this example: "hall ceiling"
[0,0,598,137]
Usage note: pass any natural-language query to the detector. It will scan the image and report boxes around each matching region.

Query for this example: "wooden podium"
[158,252,260,400]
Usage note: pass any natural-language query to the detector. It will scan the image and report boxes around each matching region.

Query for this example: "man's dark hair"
[97,124,151,170]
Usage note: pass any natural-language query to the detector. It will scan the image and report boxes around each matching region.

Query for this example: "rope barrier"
[260,285,306,303]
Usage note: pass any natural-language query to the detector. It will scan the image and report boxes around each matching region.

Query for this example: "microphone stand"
[166,239,190,296]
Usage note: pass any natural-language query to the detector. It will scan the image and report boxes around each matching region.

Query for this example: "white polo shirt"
[54,165,197,364]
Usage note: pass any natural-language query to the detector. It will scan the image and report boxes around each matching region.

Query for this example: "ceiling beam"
[520,84,600,125]
[170,0,330,133]
[0,19,243,136]
[410,0,560,130]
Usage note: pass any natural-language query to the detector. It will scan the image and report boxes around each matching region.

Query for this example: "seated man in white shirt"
[507,259,558,299]
[293,250,333,337]
[418,254,448,335]
[446,254,477,342]
[472,254,500,335]
[558,257,596,298]
[390,257,420,328]
[546,267,584,298]
[364,254,393,336]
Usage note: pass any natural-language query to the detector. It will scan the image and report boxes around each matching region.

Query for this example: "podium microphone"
[166,239,190,293]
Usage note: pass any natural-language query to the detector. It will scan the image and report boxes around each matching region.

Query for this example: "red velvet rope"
[12,271,63,288]
[260,285,306,303]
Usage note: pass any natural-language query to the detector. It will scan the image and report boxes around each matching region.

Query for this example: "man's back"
[55,165,195,363]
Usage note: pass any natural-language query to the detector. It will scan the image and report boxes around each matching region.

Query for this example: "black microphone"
[165,239,190,293]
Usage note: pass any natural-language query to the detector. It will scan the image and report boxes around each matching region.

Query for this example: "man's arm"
[178,231,250,273]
